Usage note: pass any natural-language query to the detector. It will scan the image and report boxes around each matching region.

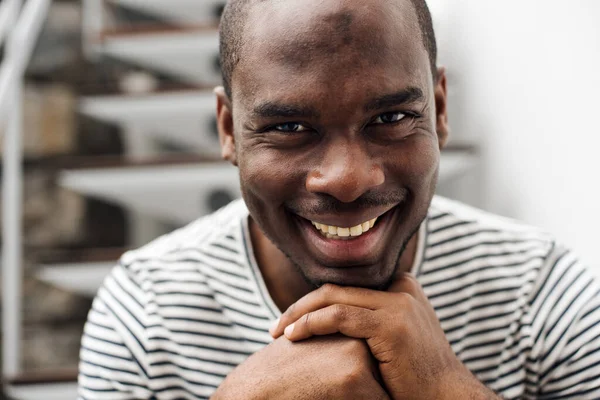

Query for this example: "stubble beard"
[267,220,422,292]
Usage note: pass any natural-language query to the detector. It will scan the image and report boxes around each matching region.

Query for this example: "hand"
[270,273,496,400]
[212,335,390,400]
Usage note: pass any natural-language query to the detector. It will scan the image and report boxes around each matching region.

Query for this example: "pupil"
[281,123,298,131]
[382,113,396,123]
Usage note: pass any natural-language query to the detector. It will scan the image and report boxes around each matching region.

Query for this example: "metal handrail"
[0,0,52,378]
[0,0,51,121]
[0,0,20,47]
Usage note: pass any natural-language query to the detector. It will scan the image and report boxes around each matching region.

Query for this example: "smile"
[310,217,379,240]
[294,205,399,267]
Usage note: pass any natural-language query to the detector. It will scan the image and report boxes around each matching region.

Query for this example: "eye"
[273,122,309,133]
[372,112,407,125]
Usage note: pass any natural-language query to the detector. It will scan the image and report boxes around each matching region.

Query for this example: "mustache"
[287,188,409,215]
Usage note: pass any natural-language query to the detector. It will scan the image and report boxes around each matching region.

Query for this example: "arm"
[534,251,600,399]
[78,265,152,400]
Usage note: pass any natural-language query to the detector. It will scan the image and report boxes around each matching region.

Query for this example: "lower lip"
[297,208,396,267]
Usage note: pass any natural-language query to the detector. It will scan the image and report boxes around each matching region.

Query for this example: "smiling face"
[217,0,449,289]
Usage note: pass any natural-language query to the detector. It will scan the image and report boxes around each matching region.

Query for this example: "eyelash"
[265,111,418,133]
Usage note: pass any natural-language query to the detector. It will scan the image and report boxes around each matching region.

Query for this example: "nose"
[306,139,384,203]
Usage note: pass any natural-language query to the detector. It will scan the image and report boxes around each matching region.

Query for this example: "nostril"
[306,163,385,203]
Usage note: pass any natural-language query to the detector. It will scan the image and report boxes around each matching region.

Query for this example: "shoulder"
[118,199,249,280]
[420,197,598,319]
[424,196,556,272]
[426,196,600,339]
[97,199,251,315]
[429,195,553,240]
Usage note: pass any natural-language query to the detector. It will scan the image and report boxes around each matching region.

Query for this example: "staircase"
[2,1,479,398]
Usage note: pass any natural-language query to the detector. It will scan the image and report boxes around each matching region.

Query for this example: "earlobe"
[434,67,450,150]
[214,86,238,166]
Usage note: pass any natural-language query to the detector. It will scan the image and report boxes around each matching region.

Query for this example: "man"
[78,0,600,399]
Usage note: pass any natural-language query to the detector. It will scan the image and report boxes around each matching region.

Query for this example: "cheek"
[237,146,306,204]
[385,138,440,192]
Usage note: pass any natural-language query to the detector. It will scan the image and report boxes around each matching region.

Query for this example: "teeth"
[350,225,363,237]
[311,217,379,240]
[337,227,350,237]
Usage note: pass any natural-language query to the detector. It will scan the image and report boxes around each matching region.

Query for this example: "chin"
[298,261,398,290]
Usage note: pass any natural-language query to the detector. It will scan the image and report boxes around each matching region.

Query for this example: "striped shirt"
[78,196,600,399]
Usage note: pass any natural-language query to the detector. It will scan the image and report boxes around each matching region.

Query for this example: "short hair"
[219,0,438,99]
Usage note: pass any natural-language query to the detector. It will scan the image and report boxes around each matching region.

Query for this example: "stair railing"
[0,0,52,378]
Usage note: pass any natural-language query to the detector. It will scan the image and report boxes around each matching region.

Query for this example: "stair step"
[42,150,476,298]
[79,89,220,154]
[96,25,220,85]
[6,369,78,400]
[59,156,241,225]
[57,150,476,225]
[36,247,127,297]
[108,0,226,24]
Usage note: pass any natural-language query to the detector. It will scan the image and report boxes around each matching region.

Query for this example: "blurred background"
[0,0,598,398]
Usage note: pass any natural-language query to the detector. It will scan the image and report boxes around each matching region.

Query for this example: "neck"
[249,216,419,313]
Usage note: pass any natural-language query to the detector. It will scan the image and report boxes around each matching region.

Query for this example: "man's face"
[218,0,448,289]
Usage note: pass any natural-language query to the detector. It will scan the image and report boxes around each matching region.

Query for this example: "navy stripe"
[78,198,600,400]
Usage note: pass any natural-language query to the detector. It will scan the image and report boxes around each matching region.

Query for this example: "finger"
[284,304,377,342]
[389,273,439,321]
[388,272,427,301]
[271,284,388,338]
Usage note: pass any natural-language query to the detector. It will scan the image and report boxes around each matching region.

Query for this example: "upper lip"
[296,204,398,228]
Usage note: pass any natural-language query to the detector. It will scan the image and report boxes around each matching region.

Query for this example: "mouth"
[294,205,399,267]
[310,217,380,240]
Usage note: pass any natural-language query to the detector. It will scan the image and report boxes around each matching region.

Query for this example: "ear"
[434,67,450,150]
[214,86,237,166]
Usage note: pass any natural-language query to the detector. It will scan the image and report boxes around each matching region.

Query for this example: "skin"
[214,0,499,398]
[213,335,390,400]
[217,0,448,302]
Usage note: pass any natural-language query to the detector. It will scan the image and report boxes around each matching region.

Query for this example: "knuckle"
[391,314,409,335]
[330,304,347,322]
[402,273,422,290]
[319,283,336,297]
[302,312,312,331]
[397,292,416,308]
[285,301,297,316]
[364,312,381,332]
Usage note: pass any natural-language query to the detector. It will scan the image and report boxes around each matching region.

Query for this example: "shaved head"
[219,0,438,99]
[214,0,450,289]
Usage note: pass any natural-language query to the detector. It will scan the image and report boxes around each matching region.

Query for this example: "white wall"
[430,1,600,266]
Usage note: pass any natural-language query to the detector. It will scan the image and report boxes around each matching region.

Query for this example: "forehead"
[233,0,431,109]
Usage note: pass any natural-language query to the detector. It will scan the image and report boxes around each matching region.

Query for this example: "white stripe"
[78,197,600,399]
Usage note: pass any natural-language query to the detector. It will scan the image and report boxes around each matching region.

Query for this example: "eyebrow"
[364,87,425,112]
[250,86,425,119]
[251,102,320,119]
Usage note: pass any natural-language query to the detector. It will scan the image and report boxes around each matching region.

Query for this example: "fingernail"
[284,323,295,338]
[269,318,280,336]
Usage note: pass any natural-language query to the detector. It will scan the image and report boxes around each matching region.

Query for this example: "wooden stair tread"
[79,81,215,97]
[37,247,129,265]
[57,153,224,171]
[6,368,79,386]
[99,22,219,41]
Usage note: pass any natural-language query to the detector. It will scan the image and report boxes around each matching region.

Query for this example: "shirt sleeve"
[532,247,600,399]
[78,264,153,400]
